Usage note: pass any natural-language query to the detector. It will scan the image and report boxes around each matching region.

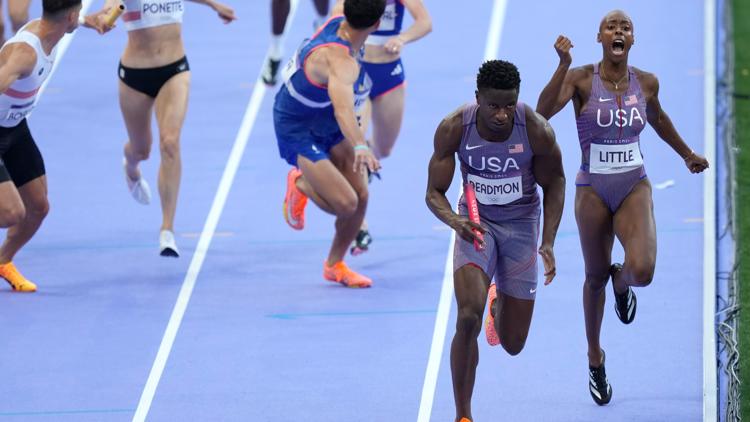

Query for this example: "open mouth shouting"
[611,38,626,55]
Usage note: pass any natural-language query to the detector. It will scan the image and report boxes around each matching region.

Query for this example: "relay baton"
[104,3,125,26]
[464,183,484,251]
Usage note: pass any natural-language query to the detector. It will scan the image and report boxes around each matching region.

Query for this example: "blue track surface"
[0,1,707,420]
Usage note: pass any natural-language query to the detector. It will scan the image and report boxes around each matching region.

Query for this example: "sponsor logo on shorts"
[529,288,536,294]
[390,64,403,76]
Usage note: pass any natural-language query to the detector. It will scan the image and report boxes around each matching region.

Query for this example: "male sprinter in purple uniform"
[275,0,383,288]
[427,60,565,422]
[536,10,709,405]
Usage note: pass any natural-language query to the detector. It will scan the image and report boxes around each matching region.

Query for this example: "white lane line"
[702,0,718,420]
[131,1,300,420]
[416,1,508,421]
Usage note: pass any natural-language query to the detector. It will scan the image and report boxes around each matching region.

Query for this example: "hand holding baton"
[104,3,125,26]
[464,183,484,251]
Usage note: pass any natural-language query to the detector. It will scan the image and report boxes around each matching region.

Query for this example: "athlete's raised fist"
[554,35,573,66]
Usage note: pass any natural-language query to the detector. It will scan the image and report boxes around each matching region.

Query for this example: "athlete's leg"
[370,85,405,159]
[576,186,615,367]
[293,166,338,215]
[119,81,155,185]
[327,141,369,264]
[271,0,290,35]
[0,180,24,228]
[0,175,48,263]
[312,0,329,16]
[292,139,369,266]
[263,0,291,85]
[451,264,491,422]
[612,180,656,292]
[493,291,534,356]
[153,72,190,232]
[7,0,29,32]
[0,0,6,45]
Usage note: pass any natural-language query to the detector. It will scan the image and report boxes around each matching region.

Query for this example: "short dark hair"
[476,60,521,92]
[43,0,81,18]
[344,0,386,30]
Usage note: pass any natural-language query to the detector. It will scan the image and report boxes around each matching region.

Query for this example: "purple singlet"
[575,63,648,212]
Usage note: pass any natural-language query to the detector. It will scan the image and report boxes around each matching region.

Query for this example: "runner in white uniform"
[90,0,235,257]
[0,0,98,292]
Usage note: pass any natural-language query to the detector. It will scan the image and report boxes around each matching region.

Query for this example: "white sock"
[268,35,284,60]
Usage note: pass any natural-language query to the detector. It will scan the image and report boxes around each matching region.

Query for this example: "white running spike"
[124,158,151,205]
[159,230,180,257]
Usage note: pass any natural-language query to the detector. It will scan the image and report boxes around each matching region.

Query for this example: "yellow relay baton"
[104,3,125,26]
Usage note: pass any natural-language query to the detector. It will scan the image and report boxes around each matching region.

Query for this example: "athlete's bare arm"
[382,0,431,54]
[326,48,380,173]
[332,0,431,55]
[0,43,36,94]
[638,69,709,173]
[426,110,485,246]
[536,35,590,119]
[186,0,236,23]
[526,105,565,284]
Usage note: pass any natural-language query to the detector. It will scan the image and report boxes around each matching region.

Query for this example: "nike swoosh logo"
[529,288,537,294]
[465,144,485,150]
[598,97,613,102]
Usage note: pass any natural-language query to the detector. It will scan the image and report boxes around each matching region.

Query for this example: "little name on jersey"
[589,142,643,174]
[142,1,182,14]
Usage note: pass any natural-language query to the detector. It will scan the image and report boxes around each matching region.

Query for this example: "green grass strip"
[734,0,750,418]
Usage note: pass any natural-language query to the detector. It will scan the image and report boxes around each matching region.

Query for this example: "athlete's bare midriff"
[362,44,400,63]
[120,23,185,68]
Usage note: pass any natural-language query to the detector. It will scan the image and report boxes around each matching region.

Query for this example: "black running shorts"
[0,119,45,187]
[118,56,190,98]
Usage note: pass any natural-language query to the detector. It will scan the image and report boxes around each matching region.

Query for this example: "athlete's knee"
[159,132,181,161]
[628,261,655,287]
[331,194,359,217]
[26,197,49,221]
[127,142,151,161]
[455,305,483,337]
[584,272,609,292]
[353,184,368,207]
[501,335,527,356]
[0,202,25,227]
